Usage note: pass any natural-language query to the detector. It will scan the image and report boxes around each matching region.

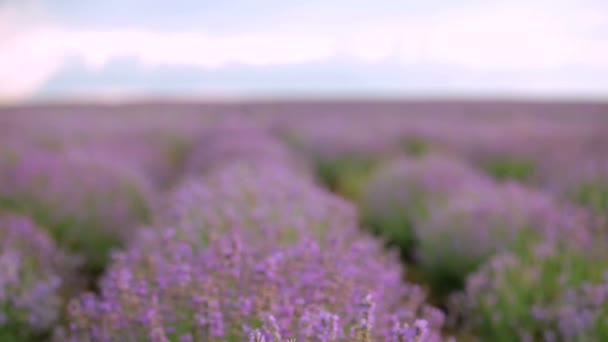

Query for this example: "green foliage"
[419,246,483,299]
[0,319,44,342]
[400,136,429,157]
[163,135,195,187]
[421,228,541,299]
[0,196,124,274]
[333,163,376,203]
[362,209,417,260]
[315,156,377,202]
[479,157,537,182]
[361,193,429,261]
[570,181,608,216]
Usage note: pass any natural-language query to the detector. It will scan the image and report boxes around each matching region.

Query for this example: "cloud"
[0,27,338,102]
[0,2,55,103]
[1,0,608,103]
[0,32,66,103]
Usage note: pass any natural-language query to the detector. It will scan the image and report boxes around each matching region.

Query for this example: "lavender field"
[1,100,608,341]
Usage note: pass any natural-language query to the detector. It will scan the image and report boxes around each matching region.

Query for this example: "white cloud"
[65,30,338,70]
[0,2,55,103]
[0,30,65,103]
[1,1,608,103]
[0,27,338,102]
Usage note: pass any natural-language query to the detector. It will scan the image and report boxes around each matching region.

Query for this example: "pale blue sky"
[1,0,608,103]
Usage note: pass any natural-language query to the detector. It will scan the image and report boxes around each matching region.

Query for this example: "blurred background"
[2,0,608,104]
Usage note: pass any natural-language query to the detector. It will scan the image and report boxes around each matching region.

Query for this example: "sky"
[1,0,608,104]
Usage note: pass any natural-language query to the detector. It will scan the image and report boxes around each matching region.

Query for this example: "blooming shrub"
[0,214,79,341]
[560,160,608,217]
[361,155,489,259]
[158,162,357,247]
[65,230,445,342]
[451,241,608,341]
[416,181,592,296]
[0,148,153,272]
[186,120,307,177]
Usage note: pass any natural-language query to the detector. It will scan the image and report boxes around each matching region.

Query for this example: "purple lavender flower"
[364,155,489,217]
[0,146,155,271]
[0,213,80,340]
[186,119,309,177]
[66,227,445,341]
[156,162,358,248]
[548,158,608,218]
[361,155,490,259]
[416,180,593,295]
[452,241,608,341]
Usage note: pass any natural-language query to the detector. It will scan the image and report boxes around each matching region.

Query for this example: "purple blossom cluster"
[0,146,154,270]
[360,155,490,258]
[156,162,355,247]
[545,158,608,218]
[186,119,308,177]
[2,110,210,188]
[363,155,489,219]
[69,138,182,188]
[0,214,79,340]
[360,153,597,298]
[66,231,444,341]
[273,113,405,162]
[451,242,608,341]
[416,180,594,293]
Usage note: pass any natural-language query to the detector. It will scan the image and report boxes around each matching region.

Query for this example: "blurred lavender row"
[60,120,447,341]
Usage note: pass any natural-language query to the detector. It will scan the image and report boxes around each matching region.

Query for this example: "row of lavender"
[274,113,608,340]
[66,120,451,341]
[1,116,448,341]
[1,113,201,340]
[273,112,608,217]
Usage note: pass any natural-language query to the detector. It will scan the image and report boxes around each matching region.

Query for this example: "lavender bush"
[5,111,208,188]
[0,214,80,341]
[158,162,356,247]
[0,147,154,272]
[558,159,608,217]
[186,120,308,177]
[361,155,489,259]
[451,241,608,341]
[65,229,445,342]
[416,181,593,296]
[72,137,188,189]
